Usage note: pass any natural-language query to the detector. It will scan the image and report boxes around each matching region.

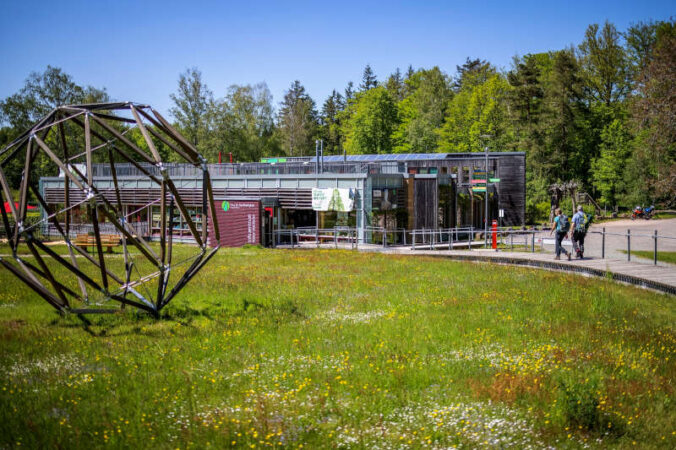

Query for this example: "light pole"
[480,135,492,248]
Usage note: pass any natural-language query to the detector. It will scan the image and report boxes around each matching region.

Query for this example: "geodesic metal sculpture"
[0,102,220,317]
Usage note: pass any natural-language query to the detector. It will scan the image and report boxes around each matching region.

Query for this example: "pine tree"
[385,68,405,102]
[319,90,345,154]
[453,58,494,92]
[405,65,415,80]
[277,80,318,156]
[344,81,355,102]
[539,49,587,182]
[360,64,378,90]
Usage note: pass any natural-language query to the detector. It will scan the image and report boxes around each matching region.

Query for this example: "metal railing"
[588,228,676,265]
[1,220,150,242]
[89,161,404,178]
[41,221,150,240]
[412,227,476,250]
[273,227,359,249]
[365,227,407,247]
[410,226,676,267]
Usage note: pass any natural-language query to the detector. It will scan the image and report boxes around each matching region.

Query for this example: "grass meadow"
[0,246,674,448]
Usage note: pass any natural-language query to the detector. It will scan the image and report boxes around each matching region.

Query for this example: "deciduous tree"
[341,86,398,154]
[169,68,214,150]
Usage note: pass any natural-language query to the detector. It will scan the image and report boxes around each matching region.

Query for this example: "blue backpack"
[558,215,570,232]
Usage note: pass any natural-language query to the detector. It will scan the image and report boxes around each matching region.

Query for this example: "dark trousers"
[555,231,569,257]
[573,230,585,255]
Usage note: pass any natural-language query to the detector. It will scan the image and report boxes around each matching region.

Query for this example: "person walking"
[571,205,587,258]
[550,208,571,260]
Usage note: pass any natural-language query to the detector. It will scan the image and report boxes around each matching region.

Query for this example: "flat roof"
[306,152,524,163]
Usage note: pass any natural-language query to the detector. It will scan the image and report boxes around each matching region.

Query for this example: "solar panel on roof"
[302,152,454,163]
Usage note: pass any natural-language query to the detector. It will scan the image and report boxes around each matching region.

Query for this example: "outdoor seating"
[73,233,120,253]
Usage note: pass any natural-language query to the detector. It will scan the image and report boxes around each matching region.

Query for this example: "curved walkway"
[380,248,676,296]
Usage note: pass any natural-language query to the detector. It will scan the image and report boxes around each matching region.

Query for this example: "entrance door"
[262,207,274,247]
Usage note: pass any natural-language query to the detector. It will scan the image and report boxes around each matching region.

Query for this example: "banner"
[312,188,332,211]
[312,188,354,212]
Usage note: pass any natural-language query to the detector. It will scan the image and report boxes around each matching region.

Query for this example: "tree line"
[1,19,674,212]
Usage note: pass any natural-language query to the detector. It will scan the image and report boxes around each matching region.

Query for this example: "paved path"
[584,218,676,262]
[382,248,676,295]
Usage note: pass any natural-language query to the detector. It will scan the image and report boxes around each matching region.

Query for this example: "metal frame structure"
[0,102,219,317]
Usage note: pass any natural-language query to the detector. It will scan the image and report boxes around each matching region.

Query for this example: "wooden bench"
[74,234,120,253]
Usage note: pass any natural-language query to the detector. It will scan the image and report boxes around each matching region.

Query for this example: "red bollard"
[492,219,498,250]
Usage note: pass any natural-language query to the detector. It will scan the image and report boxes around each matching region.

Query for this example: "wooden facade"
[40,152,526,245]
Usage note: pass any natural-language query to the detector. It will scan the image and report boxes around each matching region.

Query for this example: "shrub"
[526,201,551,224]
[553,372,625,436]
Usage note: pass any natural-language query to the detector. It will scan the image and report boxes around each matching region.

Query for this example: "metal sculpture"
[0,102,220,317]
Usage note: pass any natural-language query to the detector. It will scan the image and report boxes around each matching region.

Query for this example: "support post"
[602,227,605,259]
[654,230,658,265]
[627,229,631,261]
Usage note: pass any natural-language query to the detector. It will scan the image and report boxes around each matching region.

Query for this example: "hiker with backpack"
[549,208,571,260]
[571,205,592,259]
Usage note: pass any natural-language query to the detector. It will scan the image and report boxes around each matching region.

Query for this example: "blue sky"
[0,0,673,117]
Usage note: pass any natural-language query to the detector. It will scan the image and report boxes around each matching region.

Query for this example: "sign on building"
[312,188,354,212]
[209,199,261,247]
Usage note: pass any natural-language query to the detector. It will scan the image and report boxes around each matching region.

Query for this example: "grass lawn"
[619,250,676,264]
[0,246,674,448]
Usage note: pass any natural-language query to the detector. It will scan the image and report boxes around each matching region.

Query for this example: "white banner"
[312,188,332,211]
[312,188,354,212]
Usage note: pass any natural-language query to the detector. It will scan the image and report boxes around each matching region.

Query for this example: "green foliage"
[591,119,632,206]
[0,247,673,447]
[392,67,452,153]
[526,201,551,224]
[0,66,110,188]
[2,18,675,208]
[384,67,405,102]
[437,73,512,153]
[554,372,626,436]
[578,21,631,106]
[277,80,318,157]
[319,90,345,154]
[359,64,378,91]
[169,67,214,151]
[0,66,109,134]
[341,86,399,154]
[211,83,278,162]
[629,21,676,207]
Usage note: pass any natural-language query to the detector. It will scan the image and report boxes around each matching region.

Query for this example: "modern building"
[40,152,525,246]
